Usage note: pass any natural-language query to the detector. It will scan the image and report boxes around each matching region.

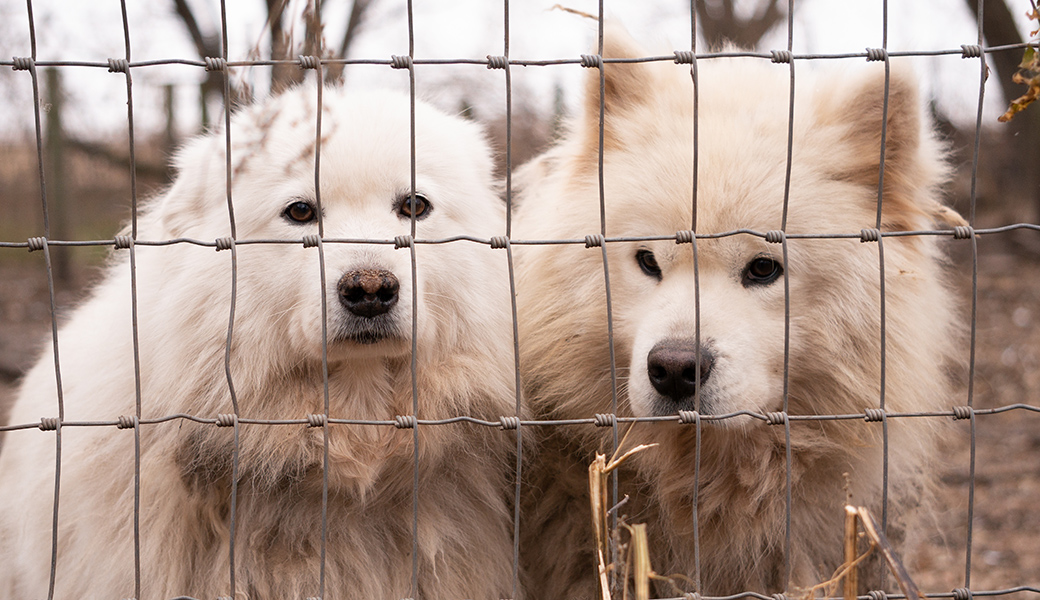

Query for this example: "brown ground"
[0,138,1038,596]
[912,231,1040,596]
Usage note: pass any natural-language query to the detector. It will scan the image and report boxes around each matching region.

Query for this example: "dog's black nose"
[646,340,714,404]
[338,269,399,318]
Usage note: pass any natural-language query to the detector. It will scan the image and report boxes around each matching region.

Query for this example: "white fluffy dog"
[515,29,964,597]
[0,87,520,599]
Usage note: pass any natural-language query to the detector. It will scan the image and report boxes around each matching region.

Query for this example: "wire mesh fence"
[0,0,1039,599]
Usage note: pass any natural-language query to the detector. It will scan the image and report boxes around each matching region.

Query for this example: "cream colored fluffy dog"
[515,30,964,597]
[0,88,519,599]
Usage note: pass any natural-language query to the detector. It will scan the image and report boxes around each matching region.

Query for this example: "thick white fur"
[515,29,964,597]
[0,88,520,599]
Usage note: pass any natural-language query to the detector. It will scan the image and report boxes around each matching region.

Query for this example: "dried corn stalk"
[589,443,656,600]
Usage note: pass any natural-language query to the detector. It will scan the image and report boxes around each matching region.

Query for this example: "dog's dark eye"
[283,200,317,224]
[397,193,431,220]
[636,249,662,279]
[743,256,783,286]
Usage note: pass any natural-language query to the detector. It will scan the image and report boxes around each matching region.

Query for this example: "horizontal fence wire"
[5,404,1040,434]
[3,1,1039,599]
[2,41,1038,70]
[4,223,1040,251]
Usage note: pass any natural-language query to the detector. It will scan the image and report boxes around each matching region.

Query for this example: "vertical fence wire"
[306,54,331,600]
[685,3,702,590]
[587,4,623,587]
[778,0,797,588]
[19,2,67,599]
[403,1,421,597]
[498,3,528,598]
[874,7,893,588]
[114,1,144,598]
[963,0,987,588]
[780,231,793,590]
[213,0,241,597]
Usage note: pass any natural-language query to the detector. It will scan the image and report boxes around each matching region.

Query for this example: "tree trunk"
[964,0,1040,224]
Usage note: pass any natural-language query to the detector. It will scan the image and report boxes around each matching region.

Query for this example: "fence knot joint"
[204,57,227,72]
[765,411,787,425]
[584,234,604,248]
[594,413,617,427]
[12,57,34,71]
[394,415,417,429]
[486,55,508,70]
[107,58,129,73]
[215,414,237,427]
[27,237,46,252]
[770,50,793,64]
[673,50,695,64]
[390,55,412,69]
[860,228,881,243]
[39,417,59,431]
[864,408,886,422]
[580,54,602,69]
[960,44,983,59]
[297,55,320,70]
[499,416,520,430]
[865,47,888,62]
[116,415,137,429]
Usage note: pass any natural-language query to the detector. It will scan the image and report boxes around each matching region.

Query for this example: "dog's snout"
[646,340,714,404]
[338,269,399,318]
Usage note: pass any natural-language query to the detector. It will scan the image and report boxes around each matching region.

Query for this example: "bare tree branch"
[267,0,297,92]
[170,0,234,106]
[340,0,373,58]
[697,0,784,49]
[172,0,218,58]
[327,0,374,82]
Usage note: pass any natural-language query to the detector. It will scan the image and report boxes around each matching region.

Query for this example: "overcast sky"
[0,0,1035,139]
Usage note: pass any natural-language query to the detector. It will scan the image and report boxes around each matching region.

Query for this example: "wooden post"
[163,84,177,156]
[199,83,210,130]
[44,67,70,285]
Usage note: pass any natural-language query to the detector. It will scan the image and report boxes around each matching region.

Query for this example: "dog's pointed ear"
[818,67,954,231]
[580,24,656,153]
[156,135,224,238]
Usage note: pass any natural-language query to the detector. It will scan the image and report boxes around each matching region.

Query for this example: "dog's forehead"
[603,164,787,238]
[227,91,477,196]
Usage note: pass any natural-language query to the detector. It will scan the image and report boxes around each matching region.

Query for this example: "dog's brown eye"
[398,193,431,220]
[284,200,316,224]
[743,256,782,286]
[636,249,661,279]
